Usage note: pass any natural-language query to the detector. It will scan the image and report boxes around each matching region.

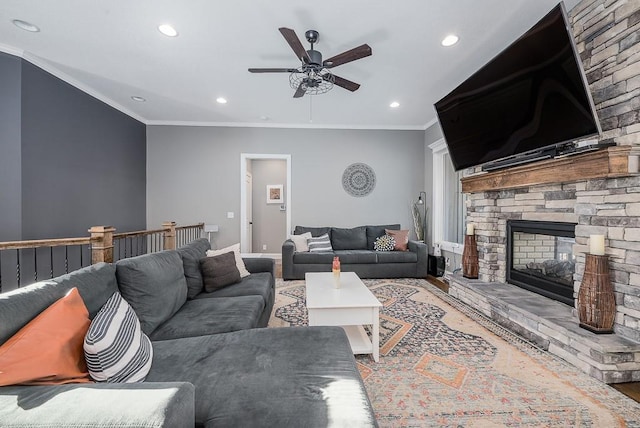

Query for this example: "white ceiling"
[0,0,580,129]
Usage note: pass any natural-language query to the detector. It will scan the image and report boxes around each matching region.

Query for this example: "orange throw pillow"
[0,288,92,386]
[386,229,409,251]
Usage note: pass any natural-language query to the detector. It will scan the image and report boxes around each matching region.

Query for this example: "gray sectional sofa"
[283,224,429,280]
[0,238,377,427]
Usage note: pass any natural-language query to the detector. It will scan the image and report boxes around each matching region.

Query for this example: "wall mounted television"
[435,2,602,171]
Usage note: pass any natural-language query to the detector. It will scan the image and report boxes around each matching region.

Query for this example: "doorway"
[240,154,291,254]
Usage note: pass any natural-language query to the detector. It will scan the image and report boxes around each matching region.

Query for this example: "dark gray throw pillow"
[200,252,241,292]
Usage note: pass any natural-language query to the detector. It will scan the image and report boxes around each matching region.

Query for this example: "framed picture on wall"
[266,185,283,204]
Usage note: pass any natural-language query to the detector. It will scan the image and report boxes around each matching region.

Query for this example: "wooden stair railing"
[0,222,205,293]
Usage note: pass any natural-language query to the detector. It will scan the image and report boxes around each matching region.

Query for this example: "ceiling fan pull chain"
[309,96,313,123]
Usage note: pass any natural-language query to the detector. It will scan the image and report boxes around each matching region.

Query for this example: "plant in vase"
[411,202,424,242]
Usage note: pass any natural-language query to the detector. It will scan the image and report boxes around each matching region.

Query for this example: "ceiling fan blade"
[279,27,311,63]
[331,75,361,92]
[323,44,372,68]
[293,81,306,98]
[248,68,298,73]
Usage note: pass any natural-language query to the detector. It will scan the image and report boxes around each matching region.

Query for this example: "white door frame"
[240,153,292,253]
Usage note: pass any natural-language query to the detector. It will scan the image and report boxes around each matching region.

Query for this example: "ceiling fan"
[248,28,372,98]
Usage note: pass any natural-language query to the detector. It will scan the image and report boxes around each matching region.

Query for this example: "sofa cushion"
[293,251,335,264]
[0,382,195,427]
[375,250,418,263]
[195,272,273,306]
[0,288,91,386]
[331,226,367,250]
[199,252,241,292]
[0,263,117,346]
[386,229,410,251]
[53,262,119,319]
[84,292,153,383]
[176,238,211,300]
[308,233,333,252]
[149,296,264,341]
[294,226,332,239]
[333,250,378,264]
[147,327,377,427]
[366,224,401,250]
[116,251,188,336]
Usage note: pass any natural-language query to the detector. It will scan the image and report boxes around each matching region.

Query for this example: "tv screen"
[435,2,601,171]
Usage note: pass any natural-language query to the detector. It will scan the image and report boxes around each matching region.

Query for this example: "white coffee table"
[305,272,382,362]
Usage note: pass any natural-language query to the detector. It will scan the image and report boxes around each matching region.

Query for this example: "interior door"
[246,172,253,253]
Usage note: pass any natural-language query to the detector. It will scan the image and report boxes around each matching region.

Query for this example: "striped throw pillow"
[84,292,153,383]
[308,233,333,252]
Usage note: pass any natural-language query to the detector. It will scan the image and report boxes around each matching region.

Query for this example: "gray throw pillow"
[200,252,241,292]
[308,233,333,252]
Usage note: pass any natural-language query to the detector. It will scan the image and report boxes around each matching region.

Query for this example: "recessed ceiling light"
[131,96,146,102]
[390,101,400,108]
[442,34,459,47]
[260,116,270,121]
[12,19,40,32]
[216,97,227,104]
[158,24,178,37]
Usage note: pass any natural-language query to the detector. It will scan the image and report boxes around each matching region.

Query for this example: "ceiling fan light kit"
[249,27,371,98]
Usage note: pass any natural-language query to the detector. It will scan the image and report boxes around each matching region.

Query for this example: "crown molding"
[0,43,24,57]
[146,120,426,131]
[0,45,147,124]
[422,117,439,130]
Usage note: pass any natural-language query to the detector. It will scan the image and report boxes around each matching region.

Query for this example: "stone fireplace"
[444,0,640,383]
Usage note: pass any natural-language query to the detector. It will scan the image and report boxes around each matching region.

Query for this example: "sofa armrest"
[408,240,429,277]
[243,257,275,277]
[0,382,195,427]
[281,239,295,280]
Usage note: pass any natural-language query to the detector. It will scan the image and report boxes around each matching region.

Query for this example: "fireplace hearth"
[506,220,576,306]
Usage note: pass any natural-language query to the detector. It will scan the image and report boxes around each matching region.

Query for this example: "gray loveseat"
[283,224,428,280]
[0,238,377,427]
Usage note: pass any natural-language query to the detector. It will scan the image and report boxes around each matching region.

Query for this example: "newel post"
[163,221,177,250]
[89,226,116,264]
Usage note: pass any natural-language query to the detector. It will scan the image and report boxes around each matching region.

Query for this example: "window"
[443,152,464,243]
[430,139,465,255]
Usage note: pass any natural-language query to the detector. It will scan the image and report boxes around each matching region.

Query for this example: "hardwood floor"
[426,275,449,293]
[613,383,640,402]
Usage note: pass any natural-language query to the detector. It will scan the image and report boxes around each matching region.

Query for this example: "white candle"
[590,234,605,256]
[466,224,475,235]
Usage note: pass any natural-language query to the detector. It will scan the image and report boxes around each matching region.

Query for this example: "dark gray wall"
[19,61,147,239]
[0,53,22,241]
[147,126,425,248]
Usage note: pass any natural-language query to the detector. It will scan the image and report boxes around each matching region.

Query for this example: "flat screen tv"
[435,2,601,171]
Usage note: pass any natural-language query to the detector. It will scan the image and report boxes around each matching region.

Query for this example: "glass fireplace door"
[507,220,576,305]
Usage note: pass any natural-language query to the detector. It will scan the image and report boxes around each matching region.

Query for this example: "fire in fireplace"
[506,220,576,305]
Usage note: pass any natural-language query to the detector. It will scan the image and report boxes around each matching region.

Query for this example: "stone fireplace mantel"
[461,146,639,194]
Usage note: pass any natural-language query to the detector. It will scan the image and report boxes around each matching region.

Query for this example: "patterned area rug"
[269,278,640,427]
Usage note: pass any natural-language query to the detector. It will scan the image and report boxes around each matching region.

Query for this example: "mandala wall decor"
[342,163,376,197]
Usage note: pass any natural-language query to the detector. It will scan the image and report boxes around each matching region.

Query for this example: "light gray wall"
[425,121,444,143]
[0,53,22,242]
[19,60,147,239]
[250,159,286,253]
[147,126,425,248]
[423,121,444,250]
